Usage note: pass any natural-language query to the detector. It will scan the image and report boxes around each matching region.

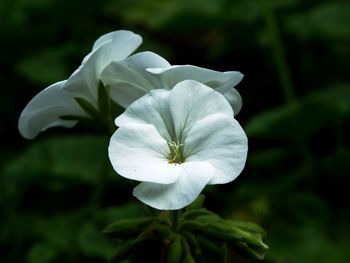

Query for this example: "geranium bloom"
[108,80,248,210]
[18,30,142,139]
[101,53,244,115]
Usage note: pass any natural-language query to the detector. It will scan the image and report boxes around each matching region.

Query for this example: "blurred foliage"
[0,0,349,262]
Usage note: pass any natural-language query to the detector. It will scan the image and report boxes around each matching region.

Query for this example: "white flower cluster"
[19,30,248,210]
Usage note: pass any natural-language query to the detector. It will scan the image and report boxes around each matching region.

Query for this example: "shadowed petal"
[115,89,174,142]
[184,114,248,184]
[92,30,141,52]
[169,80,233,141]
[147,65,243,95]
[18,81,85,139]
[64,31,143,104]
[133,161,214,210]
[109,123,183,184]
[223,88,242,115]
[101,51,171,108]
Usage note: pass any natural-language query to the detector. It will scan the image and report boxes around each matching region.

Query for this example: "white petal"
[115,89,174,142]
[184,114,248,184]
[18,81,85,139]
[101,51,171,108]
[64,31,142,103]
[133,161,214,210]
[147,65,243,94]
[169,80,233,141]
[223,88,243,115]
[92,30,142,51]
[92,30,142,61]
[92,31,116,51]
[109,124,182,184]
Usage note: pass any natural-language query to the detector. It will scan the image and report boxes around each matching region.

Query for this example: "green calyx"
[103,195,269,262]
[60,80,124,135]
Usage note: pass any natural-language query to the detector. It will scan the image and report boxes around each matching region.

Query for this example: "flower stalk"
[170,210,180,232]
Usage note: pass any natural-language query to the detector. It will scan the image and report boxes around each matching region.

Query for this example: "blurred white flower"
[18,30,142,139]
[108,80,248,210]
[101,52,244,115]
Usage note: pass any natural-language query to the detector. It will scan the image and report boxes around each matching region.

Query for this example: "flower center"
[168,141,185,164]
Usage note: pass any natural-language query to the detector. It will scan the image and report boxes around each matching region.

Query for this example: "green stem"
[89,139,110,209]
[261,2,295,103]
[101,116,116,137]
[171,210,180,232]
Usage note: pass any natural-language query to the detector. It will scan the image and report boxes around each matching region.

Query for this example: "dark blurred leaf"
[102,217,153,239]
[27,243,58,263]
[96,203,146,226]
[245,85,350,140]
[286,2,350,40]
[268,217,350,263]
[245,100,331,140]
[16,45,74,85]
[77,223,115,258]
[2,135,110,186]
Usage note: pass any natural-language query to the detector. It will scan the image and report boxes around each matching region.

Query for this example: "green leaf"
[102,217,153,239]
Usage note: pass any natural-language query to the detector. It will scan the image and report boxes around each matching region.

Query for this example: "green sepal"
[185,194,205,211]
[183,232,206,263]
[196,235,222,256]
[181,236,196,263]
[110,99,124,119]
[74,97,100,120]
[97,81,111,117]
[196,235,227,263]
[166,234,183,263]
[225,221,269,259]
[153,222,173,239]
[195,218,268,259]
[102,217,153,239]
[180,220,242,241]
[225,221,268,248]
[228,221,266,235]
[183,208,219,221]
[109,240,133,263]
[233,241,267,260]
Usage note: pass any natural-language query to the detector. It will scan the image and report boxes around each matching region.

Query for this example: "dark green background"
[1,0,349,262]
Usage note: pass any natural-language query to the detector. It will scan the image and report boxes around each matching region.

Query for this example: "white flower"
[108,80,248,210]
[18,30,142,139]
[101,52,244,115]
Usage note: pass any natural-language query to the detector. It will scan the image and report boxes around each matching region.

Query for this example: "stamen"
[168,141,184,164]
